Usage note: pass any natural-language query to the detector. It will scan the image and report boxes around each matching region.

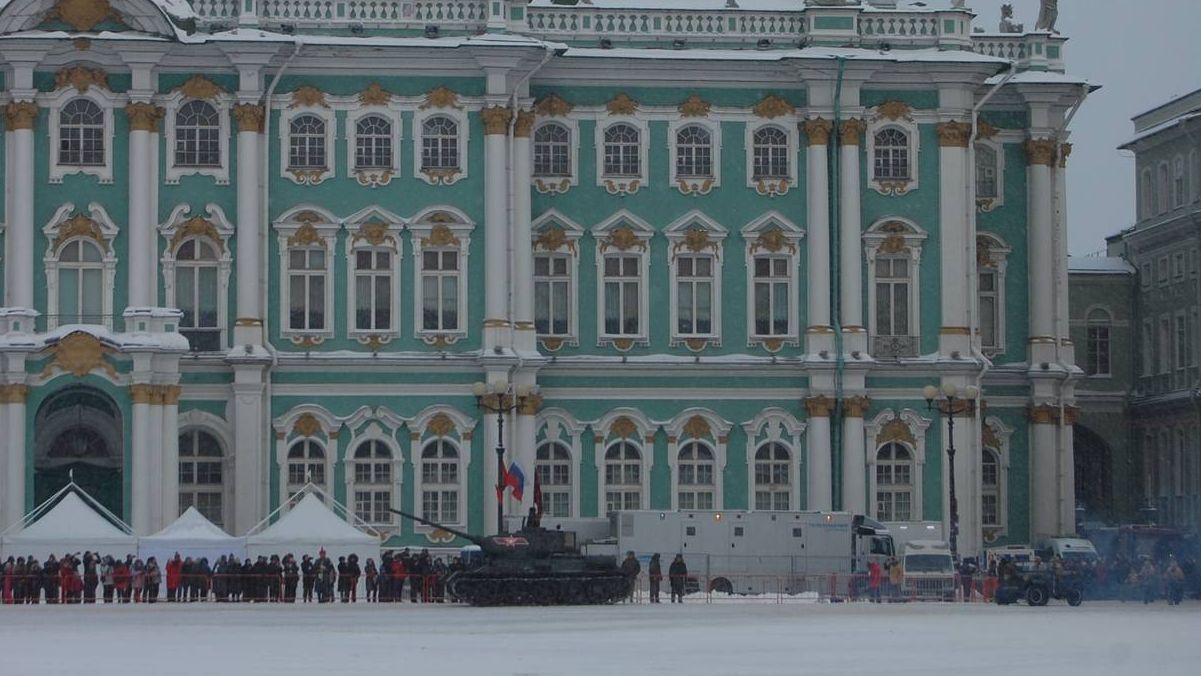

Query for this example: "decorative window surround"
[272,405,341,509]
[596,111,650,196]
[668,118,721,196]
[531,209,585,351]
[274,205,340,346]
[343,205,406,348]
[592,210,654,350]
[981,416,1013,540]
[864,218,927,358]
[409,206,474,347]
[665,409,732,511]
[163,76,231,185]
[346,89,401,188]
[535,407,588,519]
[974,135,1005,212]
[867,101,920,196]
[45,69,118,184]
[41,202,119,331]
[865,408,931,522]
[409,405,476,530]
[531,119,580,194]
[344,421,403,529]
[178,409,235,531]
[745,120,798,196]
[159,203,235,351]
[279,87,336,185]
[741,211,804,352]
[413,88,469,186]
[664,210,728,349]
[976,232,1012,356]
[740,407,806,513]
[592,408,656,516]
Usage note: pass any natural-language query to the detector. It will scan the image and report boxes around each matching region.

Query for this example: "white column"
[937,120,972,355]
[805,396,832,511]
[233,104,265,346]
[841,397,868,514]
[482,106,513,350]
[839,120,866,353]
[3,386,28,528]
[951,408,979,559]
[1026,139,1057,354]
[1030,406,1059,540]
[4,102,37,308]
[512,109,536,353]
[232,367,267,535]
[802,119,832,349]
[161,385,181,530]
[125,104,161,306]
[147,391,164,531]
[130,385,153,534]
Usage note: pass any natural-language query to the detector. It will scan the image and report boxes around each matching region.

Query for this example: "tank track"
[448,572,631,606]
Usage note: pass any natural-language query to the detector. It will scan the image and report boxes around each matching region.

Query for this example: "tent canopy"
[138,507,246,564]
[145,507,236,542]
[247,493,378,546]
[1,491,135,560]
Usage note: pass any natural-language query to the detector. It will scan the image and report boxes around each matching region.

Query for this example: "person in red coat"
[113,559,131,603]
[868,560,883,603]
[165,554,182,602]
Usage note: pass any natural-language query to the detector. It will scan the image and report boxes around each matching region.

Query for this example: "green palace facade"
[0,0,1090,555]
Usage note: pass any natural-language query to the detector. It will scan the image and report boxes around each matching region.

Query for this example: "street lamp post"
[472,379,536,535]
[923,383,979,563]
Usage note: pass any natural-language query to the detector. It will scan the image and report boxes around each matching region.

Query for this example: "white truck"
[588,510,894,596]
[901,540,956,601]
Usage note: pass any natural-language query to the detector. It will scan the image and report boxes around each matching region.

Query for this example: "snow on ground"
[0,600,1197,675]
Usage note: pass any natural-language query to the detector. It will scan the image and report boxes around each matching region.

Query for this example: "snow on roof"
[247,494,377,545]
[1067,257,1135,275]
[0,321,191,351]
[985,71,1096,88]
[528,0,964,10]
[7,492,133,542]
[144,507,238,542]
[1119,110,1201,150]
[562,45,1007,65]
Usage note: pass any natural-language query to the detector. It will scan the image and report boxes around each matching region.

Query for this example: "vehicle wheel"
[1066,588,1083,607]
[709,577,733,595]
[1026,585,1049,607]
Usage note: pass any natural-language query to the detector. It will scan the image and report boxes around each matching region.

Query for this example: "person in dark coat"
[647,554,663,603]
[283,554,300,603]
[619,551,641,602]
[364,558,378,603]
[347,554,361,603]
[301,554,315,603]
[82,552,99,604]
[337,556,350,603]
[959,557,978,602]
[43,555,60,604]
[669,554,688,603]
[267,555,283,602]
[144,557,161,602]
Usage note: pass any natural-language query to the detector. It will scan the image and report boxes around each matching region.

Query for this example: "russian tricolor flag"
[505,462,525,501]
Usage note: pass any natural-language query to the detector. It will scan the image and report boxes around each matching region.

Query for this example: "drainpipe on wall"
[830,57,846,509]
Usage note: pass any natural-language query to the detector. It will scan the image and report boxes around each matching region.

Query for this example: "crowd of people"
[1,548,465,605]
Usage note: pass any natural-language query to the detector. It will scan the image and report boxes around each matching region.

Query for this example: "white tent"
[1,490,136,561]
[138,507,246,570]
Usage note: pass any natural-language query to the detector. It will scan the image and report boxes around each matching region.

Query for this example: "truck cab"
[902,540,956,601]
[1036,537,1100,567]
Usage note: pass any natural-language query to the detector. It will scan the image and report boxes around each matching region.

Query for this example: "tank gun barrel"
[388,508,485,546]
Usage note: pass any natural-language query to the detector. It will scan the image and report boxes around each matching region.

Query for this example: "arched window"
[603,123,640,177]
[675,125,713,178]
[873,128,910,181]
[59,99,105,166]
[175,238,221,351]
[174,100,221,168]
[982,448,1001,527]
[286,439,326,499]
[421,440,460,523]
[289,114,327,169]
[677,442,715,510]
[421,116,459,171]
[1157,162,1170,215]
[355,115,392,170]
[1086,307,1112,376]
[875,443,913,521]
[535,442,572,518]
[975,144,998,200]
[351,439,393,525]
[533,123,571,177]
[179,429,224,527]
[753,442,791,511]
[57,239,104,324]
[603,441,642,513]
[752,126,789,180]
[1173,156,1186,208]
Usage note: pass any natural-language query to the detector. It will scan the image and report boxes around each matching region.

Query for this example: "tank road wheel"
[1026,584,1049,607]
[1066,587,1084,607]
[710,577,734,595]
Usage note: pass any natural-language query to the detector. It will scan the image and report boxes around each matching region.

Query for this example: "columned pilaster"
[937,120,972,356]
[481,105,513,351]
[130,383,155,534]
[804,395,833,511]
[160,385,181,531]
[233,103,266,346]
[841,395,869,513]
[231,366,268,535]
[951,402,979,559]
[512,109,537,353]
[1028,403,1061,540]
[4,101,38,310]
[513,373,541,515]
[125,103,163,306]
[838,119,866,354]
[2,384,29,528]
[1055,143,1073,361]
[802,118,833,353]
[1025,138,1057,363]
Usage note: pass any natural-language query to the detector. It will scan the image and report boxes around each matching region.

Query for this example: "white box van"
[902,540,955,601]
[1038,537,1100,566]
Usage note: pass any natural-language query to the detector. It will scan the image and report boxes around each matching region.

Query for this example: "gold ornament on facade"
[358,83,392,106]
[289,86,328,109]
[600,226,646,253]
[611,416,637,440]
[48,0,123,32]
[678,95,711,117]
[357,335,390,353]
[233,104,265,133]
[876,181,911,196]
[73,37,91,50]
[1058,143,1072,168]
[40,331,118,379]
[52,213,109,253]
[5,101,39,131]
[129,383,157,405]
[684,338,707,353]
[540,337,564,352]
[125,102,163,132]
[427,413,455,437]
[603,179,641,196]
[422,223,461,249]
[874,100,913,122]
[606,93,639,116]
[752,95,794,119]
[839,119,867,146]
[611,338,635,352]
[1024,139,1057,167]
[843,395,871,418]
[879,234,908,255]
[171,216,225,253]
[355,169,394,188]
[672,228,717,259]
[55,65,108,93]
[982,422,1000,451]
[518,392,544,416]
[534,93,573,117]
[1062,405,1079,426]
[976,117,999,140]
[420,167,462,185]
[754,178,790,197]
[801,118,833,145]
[534,178,572,195]
[877,416,915,445]
[514,109,536,138]
[936,120,972,148]
[351,222,396,250]
[287,222,325,248]
[176,75,225,101]
[804,395,833,418]
[534,225,574,254]
[676,178,715,196]
[683,415,711,440]
[0,384,30,404]
[976,235,995,268]
[480,106,513,135]
[420,86,461,110]
[761,338,783,353]
[752,227,795,255]
[291,334,325,349]
[1027,403,1059,425]
[162,385,181,406]
[293,413,323,438]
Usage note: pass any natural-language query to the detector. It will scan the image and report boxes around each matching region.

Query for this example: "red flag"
[496,459,509,502]
[533,468,544,516]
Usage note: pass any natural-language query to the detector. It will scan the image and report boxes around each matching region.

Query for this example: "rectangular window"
[982,494,999,527]
[1159,317,1171,374]
[1173,252,1186,281]
[421,250,459,332]
[1176,314,1187,371]
[875,257,910,336]
[676,254,714,336]
[1141,263,1152,289]
[288,248,326,331]
[753,257,790,337]
[1087,325,1110,376]
[603,255,641,336]
[1142,320,1154,377]
[354,249,392,332]
[978,270,999,350]
[534,254,570,336]
[1159,256,1170,286]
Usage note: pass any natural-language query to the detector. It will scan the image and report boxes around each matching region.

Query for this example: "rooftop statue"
[999,4,1024,34]
[1035,0,1060,34]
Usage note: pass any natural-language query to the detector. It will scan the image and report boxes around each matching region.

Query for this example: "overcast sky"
[984,0,1200,255]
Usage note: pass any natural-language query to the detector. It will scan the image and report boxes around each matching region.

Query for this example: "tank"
[390,509,630,606]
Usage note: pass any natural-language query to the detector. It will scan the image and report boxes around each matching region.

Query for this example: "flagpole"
[495,407,506,535]
[473,379,539,535]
